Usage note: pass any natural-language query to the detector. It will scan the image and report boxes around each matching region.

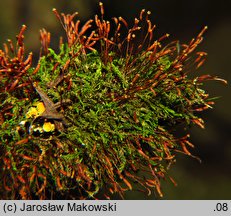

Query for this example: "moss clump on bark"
[0,3,226,199]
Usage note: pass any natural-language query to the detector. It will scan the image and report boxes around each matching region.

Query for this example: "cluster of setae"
[0,3,226,199]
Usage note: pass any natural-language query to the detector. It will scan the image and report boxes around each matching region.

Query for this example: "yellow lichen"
[36,102,45,115]
[43,122,55,132]
[26,102,45,118]
[26,107,39,118]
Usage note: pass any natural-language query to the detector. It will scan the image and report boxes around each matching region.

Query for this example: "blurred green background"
[0,0,230,199]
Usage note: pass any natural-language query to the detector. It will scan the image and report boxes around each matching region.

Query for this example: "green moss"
[0,4,226,199]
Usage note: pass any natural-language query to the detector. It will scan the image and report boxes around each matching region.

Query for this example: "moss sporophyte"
[0,3,227,199]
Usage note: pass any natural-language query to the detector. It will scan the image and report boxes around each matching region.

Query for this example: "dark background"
[0,0,230,199]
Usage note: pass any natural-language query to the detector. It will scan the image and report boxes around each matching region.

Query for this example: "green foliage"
[0,4,226,199]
